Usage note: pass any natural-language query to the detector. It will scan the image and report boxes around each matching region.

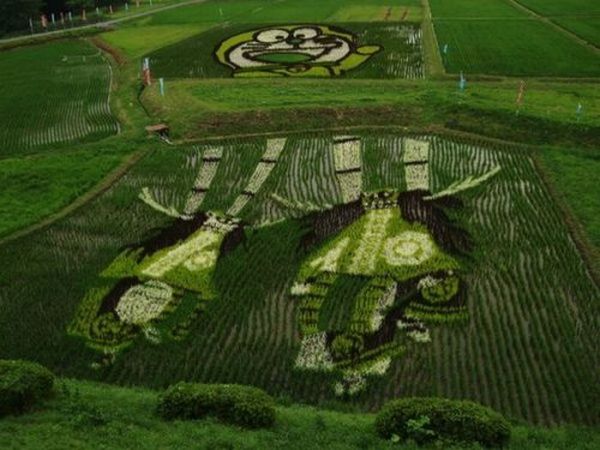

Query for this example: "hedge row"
[375,397,511,447]
[1,359,511,448]
[0,360,55,417]
[157,382,276,428]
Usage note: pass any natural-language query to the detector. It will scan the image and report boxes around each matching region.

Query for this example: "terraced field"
[0,40,119,157]
[0,132,596,424]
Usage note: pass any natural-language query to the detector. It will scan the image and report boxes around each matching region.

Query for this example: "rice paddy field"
[515,0,600,46]
[0,40,119,157]
[0,0,599,446]
[429,0,600,76]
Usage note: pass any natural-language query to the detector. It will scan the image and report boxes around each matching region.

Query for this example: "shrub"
[375,397,510,447]
[0,360,55,417]
[157,383,276,428]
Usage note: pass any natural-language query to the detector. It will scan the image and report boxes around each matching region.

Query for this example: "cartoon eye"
[255,29,289,43]
[292,27,320,40]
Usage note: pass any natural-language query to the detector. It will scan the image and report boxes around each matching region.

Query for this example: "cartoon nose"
[287,37,303,45]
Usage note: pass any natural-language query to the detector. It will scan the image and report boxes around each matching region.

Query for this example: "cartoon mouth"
[253,52,314,63]
[247,45,338,64]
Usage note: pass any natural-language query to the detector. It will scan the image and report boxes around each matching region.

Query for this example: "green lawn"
[0,378,599,450]
[0,140,132,239]
[538,147,600,249]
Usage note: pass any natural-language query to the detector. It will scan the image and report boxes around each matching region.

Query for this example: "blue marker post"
[29,18,34,34]
[442,43,449,64]
[51,13,56,26]
[576,103,583,122]
[459,72,466,92]
[159,78,165,97]
[125,3,129,12]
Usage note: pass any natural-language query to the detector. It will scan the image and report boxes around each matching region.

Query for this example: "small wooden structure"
[145,123,170,138]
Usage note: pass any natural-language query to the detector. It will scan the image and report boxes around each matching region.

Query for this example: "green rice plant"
[0,40,119,157]
[429,0,600,76]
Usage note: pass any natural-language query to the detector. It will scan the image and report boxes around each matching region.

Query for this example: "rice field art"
[148,22,425,79]
[25,130,592,424]
[69,136,495,394]
[215,25,382,77]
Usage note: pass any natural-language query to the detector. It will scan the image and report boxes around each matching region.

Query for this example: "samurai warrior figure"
[70,135,499,394]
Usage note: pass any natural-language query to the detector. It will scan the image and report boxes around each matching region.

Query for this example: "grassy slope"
[0,143,126,238]
[142,78,600,129]
[537,147,600,248]
[428,0,600,76]
[0,378,599,450]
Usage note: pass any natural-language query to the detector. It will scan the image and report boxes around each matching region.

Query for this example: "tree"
[0,0,43,35]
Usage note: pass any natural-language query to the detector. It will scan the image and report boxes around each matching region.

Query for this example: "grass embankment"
[0,144,126,239]
[537,147,600,248]
[142,78,600,145]
[0,378,598,450]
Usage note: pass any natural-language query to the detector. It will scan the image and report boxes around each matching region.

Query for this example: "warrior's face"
[220,25,353,69]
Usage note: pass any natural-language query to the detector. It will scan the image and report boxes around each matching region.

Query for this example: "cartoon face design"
[215,25,381,77]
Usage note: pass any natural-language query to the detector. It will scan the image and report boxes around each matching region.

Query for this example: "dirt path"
[505,0,600,55]
[0,0,207,46]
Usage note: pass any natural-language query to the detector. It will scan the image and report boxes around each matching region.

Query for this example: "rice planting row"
[0,40,119,157]
[0,132,596,424]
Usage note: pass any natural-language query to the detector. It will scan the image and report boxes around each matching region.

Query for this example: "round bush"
[0,360,55,417]
[157,382,276,428]
[375,397,510,447]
